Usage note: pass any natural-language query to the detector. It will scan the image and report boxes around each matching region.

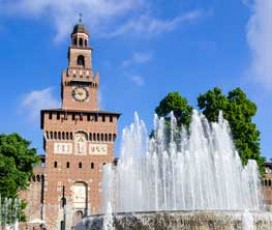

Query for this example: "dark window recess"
[102,116,106,122]
[72,114,76,120]
[79,162,82,168]
[54,161,58,168]
[95,115,98,122]
[49,113,52,120]
[91,162,94,169]
[110,116,113,122]
[57,113,60,120]
[66,162,70,168]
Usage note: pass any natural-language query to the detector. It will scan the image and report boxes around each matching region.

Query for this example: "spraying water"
[103,111,262,213]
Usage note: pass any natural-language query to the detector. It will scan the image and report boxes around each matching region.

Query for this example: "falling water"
[103,111,262,213]
[0,195,20,230]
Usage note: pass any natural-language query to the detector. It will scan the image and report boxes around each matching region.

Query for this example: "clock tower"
[39,21,120,229]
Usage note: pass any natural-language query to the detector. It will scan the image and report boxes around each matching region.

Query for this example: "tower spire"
[79,13,83,23]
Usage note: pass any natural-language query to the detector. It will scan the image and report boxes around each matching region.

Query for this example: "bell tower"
[40,19,120,229]
[62,19,99,111]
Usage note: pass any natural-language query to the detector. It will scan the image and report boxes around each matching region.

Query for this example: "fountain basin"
[76,210,272,230]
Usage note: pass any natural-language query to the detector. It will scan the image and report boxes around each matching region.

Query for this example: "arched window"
[79,162,82,168]
[50,131,53,139]
[105,134,108,142]
[79,38,83,46]
[73,38,77,45]
[70,132,73,140]
[109,134,112,142]
[54,161,58,168]
[66,132,69,140]
[66,162,70,168]
[97,133,100,141]
[91,162,94,169]
[77,55,85,67]
[58,132,61,140]
[269,180,272,187]
[89,133,92,141]
[62,132,65,140]
[84,39,87,47]
[93,133,96,141]
[54,132,57,139]
[37,175,40,182]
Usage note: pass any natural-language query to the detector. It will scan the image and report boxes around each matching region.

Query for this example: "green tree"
[198,87,265,173]
[0,133,39,198]
[155,92,193,128]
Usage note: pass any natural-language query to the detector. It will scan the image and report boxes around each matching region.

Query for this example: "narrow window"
[79,162,82,168]
[91,162,94,169]
[57,113,60,120]
[89,133,92,141]
[66,162,70,168]
[97,133,100,141]
[105,134,108,142]
[54,161,58,168]
[110,116,113,122]
[79,38,83,46]
[102,116,106,122]
[49,113,52,120]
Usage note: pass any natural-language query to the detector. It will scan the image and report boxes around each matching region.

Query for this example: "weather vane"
[79,13,83,23]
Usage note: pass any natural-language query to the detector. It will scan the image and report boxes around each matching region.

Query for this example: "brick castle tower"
[21,20,120,229]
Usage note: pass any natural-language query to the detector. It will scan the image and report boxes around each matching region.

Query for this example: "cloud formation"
[122,52,152,68]
[21,87,60,122]
[0,0,202,41]
[246,0,272,90]
[105,10,202,38]
[131,75,145,86]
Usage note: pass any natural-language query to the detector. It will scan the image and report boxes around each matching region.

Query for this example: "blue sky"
[0,0,271,160]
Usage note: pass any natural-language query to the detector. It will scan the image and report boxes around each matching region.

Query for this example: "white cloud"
[131,75,144,86]
[0,1,202,41]
[0,0,144,41]
[21,87,60,122]
[246,0,272,90]
[122,52,152,67]
[106,10,203,38]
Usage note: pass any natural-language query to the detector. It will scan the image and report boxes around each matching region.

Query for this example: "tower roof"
[71,22,89,36]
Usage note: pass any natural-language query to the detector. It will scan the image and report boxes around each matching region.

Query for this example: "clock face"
[72,87,89,102]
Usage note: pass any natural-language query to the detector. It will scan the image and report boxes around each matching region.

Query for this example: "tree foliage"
[198,87,265,173]
[155,92,193,128]
[0,133,39,198]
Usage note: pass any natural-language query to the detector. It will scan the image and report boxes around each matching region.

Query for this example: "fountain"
[76,111,272,229]
[0,195,20,230]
